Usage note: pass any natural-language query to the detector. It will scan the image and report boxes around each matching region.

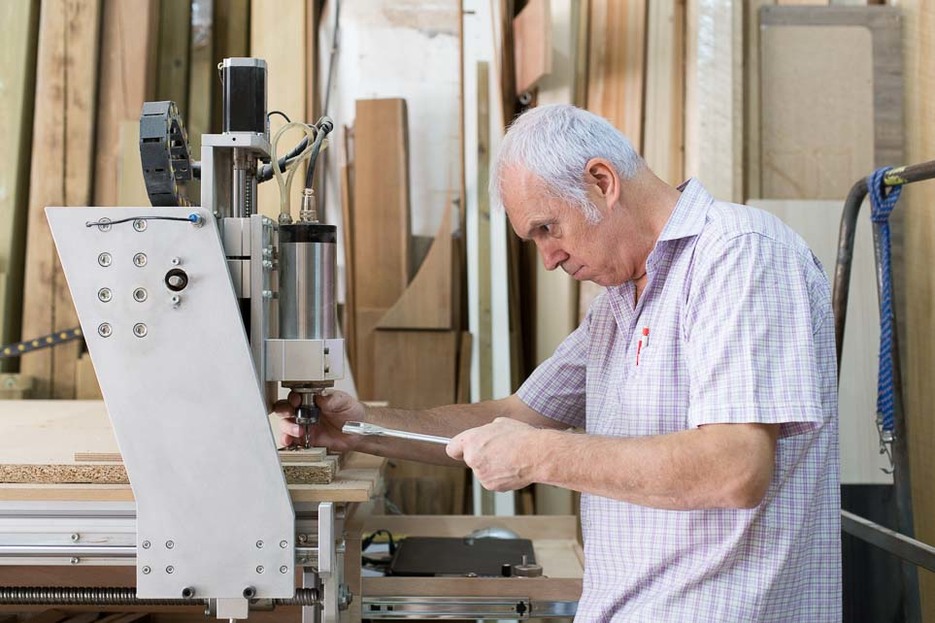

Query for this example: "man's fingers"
[446,436,465,460]
[272,399,295,419]
[287,391,302,408]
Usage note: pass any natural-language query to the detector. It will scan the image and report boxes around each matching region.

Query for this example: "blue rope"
[868,167,904,435]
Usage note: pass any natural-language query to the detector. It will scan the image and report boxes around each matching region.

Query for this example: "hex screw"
[70,557,79,565]
[133,219,147,232]
[166,565,175,574]
[170,294,181,307]
[165,540,174,549]
[279,565,289,574]
[98,288,112,303]
[97,323,112,338]
[255,540,264,549]
[142,540,151,549]
[171,257,181,266]
[133,252,147,267]
[255,565,264,574]
[98,252,113,267]
[133,323,148,338]
[142,566,151,575]
[70,533,80,542]
[133,288,147,302]
[279,540,288,549]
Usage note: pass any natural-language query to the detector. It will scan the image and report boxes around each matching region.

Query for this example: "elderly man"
[277,104,840,621]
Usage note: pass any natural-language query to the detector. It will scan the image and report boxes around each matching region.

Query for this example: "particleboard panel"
[352,98,411,310]
[93,0,158,207]
[684,0,743,203]
[377,202,454,330]
[585,0,646,149]
[643,0,685,186]
[759,6,903,198]
[0,401,341,486]
[897,0,935,616]
[512,0,551,95]
[21,0,101,399]
[750,200,889,484]
[0,0,39,373]
[251,0,306,220]
[372,330,459,410]
[154,0,190,108]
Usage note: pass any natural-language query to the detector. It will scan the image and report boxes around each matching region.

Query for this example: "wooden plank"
[155,0,190,109]
[21,0,101,399]
[250,0,305,220]
[758,6,903,197]
[684,0,743,203]
[476,62,493,402]
[585,0,646,149]
[376,202,454,329]
[74,352,101,400]
[339,128,356,370]
[93,0,158,207]
[456,331,472,404]
[116,121,150,207]
[899,1,935,617]
[0,0,39,374]
[372,330,459,409]
[186,0,214,176]
[512,0,551,95]
[305,0,320,122]
[643,0,685,186]
[352,98,411,310]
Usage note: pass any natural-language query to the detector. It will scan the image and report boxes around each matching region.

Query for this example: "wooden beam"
[0,0,39,373]
[476,62,493,402]
[155,0,190,111]
[250,0,306,220]
[212,0,251,134]
[586,0,646,149]
[93,0,158,207]
[187,0,214,167]
[21,0,101,399]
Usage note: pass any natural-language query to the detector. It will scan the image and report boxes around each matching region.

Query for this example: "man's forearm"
[531,423,778,510]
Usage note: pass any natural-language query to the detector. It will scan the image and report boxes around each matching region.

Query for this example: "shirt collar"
[656,178,713,243]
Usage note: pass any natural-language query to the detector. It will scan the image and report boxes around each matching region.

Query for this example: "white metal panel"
[47,207,295,599]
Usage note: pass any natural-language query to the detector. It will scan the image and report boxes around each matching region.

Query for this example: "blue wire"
[868,167,904,434]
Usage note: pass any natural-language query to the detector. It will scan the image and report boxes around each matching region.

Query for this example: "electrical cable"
[271,122,319,222]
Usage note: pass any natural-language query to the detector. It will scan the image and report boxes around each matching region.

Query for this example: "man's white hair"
[491,104,643,223]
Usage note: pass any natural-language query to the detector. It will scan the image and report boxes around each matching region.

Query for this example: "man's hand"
[273,390,366,451]
[446,417,543,492]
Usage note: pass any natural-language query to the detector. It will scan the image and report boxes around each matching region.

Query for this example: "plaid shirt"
[518,179,841,621]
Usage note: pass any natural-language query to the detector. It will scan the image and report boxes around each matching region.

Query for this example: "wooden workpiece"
[0,401,382,503]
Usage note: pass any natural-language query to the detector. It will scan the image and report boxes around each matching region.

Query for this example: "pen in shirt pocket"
[635,327,650,366]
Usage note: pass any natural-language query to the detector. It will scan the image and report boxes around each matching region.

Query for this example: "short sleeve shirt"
[517,179,841,622]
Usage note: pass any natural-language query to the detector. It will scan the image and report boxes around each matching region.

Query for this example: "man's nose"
[538,242,567,271]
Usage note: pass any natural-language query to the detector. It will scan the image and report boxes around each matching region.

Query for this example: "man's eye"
[540,224,552,234]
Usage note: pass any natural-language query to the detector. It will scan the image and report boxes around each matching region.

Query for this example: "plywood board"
[684,0,743,203]
[585,0,646,149]
[212,0,250,135]
[377,202,454,330]
[154,0,190,108]
[750,200,890,484]
[759,6,903,198]
[352,98,411,310]
[93,0,158,207]
[250,0,306,220]
[512,0,551,95]
[21,0,101,399]
[896,0,935,616]
[0,0,39,373]
[372,330,460,409]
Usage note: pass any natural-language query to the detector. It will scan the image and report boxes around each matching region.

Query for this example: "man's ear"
[585,158,620,211]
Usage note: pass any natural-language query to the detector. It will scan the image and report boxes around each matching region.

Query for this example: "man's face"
[501,166,627,287]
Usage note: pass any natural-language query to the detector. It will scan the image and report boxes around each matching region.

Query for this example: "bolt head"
[256,565,264,574]
[279,565,289,574]
[70,533,79,542]
[142,540,151,549]
[142,566,151,574]
[166,565,175,574]
[98,252,113,267]
[70,557,79,564]
[279,540,288,549]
